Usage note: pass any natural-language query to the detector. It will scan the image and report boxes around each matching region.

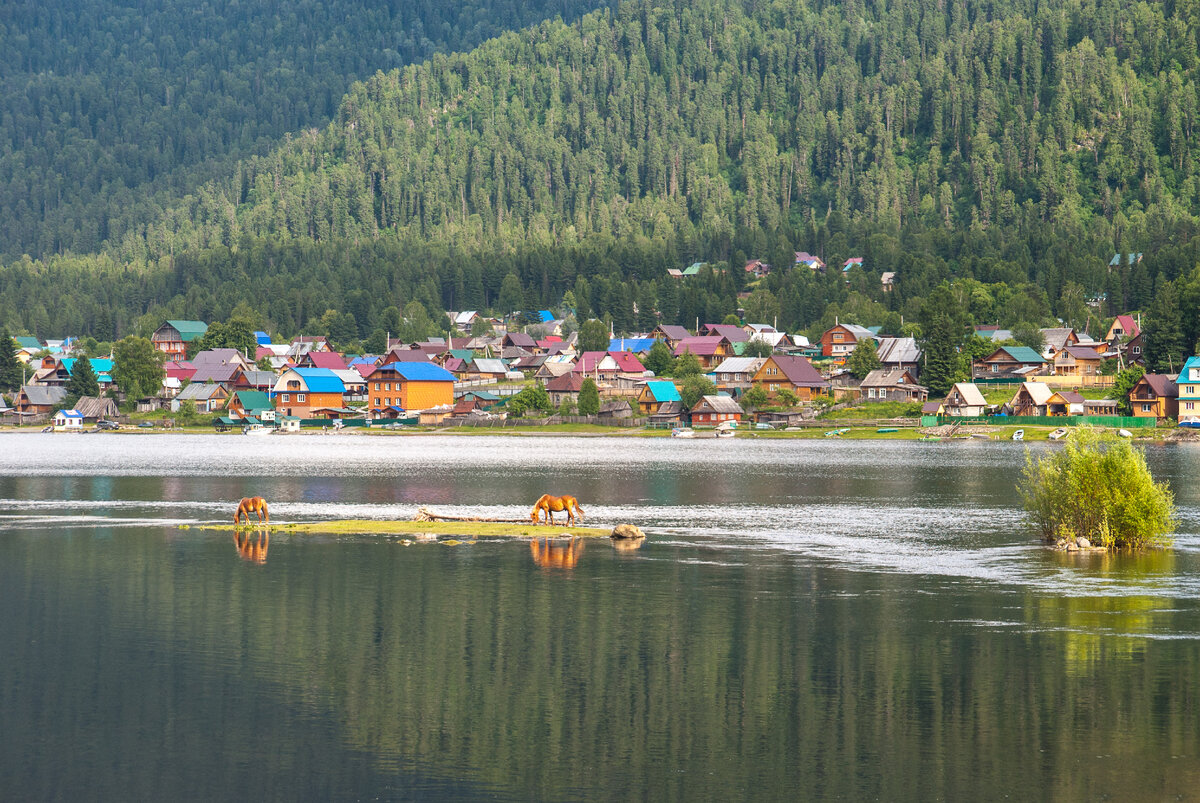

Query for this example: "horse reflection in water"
[530,536,585,569]
[234,527,270,564]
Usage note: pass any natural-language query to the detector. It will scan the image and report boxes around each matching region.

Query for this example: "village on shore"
[2,286,1194,440]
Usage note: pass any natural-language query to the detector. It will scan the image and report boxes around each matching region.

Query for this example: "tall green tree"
[846,340,881,379]
[680,375,717,410]
[644,340,676,376]
[1108,365,1146,415]
[67,358,100,399]
[0,330,21,392]
[577,378,600,416]
[674,350,703,378]
[113,336,165,400]
[1142,281,1185,374]
[578,319,610,353]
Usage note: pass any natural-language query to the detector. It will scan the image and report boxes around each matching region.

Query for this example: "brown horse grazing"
[234,496,270,525]
[530,494,585,526]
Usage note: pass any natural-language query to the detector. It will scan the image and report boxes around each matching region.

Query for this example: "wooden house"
[673,336,730,369]
[636,380,682,415]
[1039,328,1079,358]
[751,355,830,401]
[573,351,647,376]
[173,382,230,414]
[1130,374,1179,421]
[273,367,345,418]
[1052,346,1104,378]
[227,390,274,420]
[1045,391,1085,416]
[944,383,987,416]
[859,368,927,402]
[366,361,455,414]
[820,324,875,358]
[151,320,207,358]
[689,395,744,426]
[73,396,120,423]
[744,259,772,278]
[711,357,766,392]
[1105,314,1140,344]
[1008,382,1055,416]
[974,346,1046,379]
[546,373,585,408]
[1124,332,1145,366]
[14,384,68,416]
[1083,399,1119,416]
[649,325,692,351]
[53,409,84,430]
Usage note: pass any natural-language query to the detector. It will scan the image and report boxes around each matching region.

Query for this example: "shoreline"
[3,422,1188,442]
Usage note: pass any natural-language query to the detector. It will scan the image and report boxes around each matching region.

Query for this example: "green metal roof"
[999,346,1045,363]
[166,320,209,341]
[232,390,272,409]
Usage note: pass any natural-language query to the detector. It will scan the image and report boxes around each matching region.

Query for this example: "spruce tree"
[577,378,600,416]
[1142,280,1185,374]
[67,358,100,400]
[0,329,21,392]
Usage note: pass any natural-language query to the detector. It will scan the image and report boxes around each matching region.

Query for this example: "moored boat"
[1048,428,1068,440]
[1012,429,1024,441]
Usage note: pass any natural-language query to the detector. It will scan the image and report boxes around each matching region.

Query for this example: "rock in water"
[611,524,645,540]
[1076,537,1091,549]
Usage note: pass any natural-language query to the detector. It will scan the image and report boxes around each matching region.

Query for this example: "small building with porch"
[636,380,682,415]
[689,395,744,426]
[944,383,987,416]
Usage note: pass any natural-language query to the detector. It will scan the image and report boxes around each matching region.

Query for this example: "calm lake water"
[2,432,1200,801]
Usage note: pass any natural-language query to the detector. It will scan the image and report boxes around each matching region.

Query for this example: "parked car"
[96,420,120,430]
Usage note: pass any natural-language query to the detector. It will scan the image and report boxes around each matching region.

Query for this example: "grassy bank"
[197,519,614,538]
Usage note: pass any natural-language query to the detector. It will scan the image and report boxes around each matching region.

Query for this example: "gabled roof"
[765,355,828,388]
[164,320,208,340]
[641,380,681,402]
[1015,381,1055,406]
[702,324,749,342]
[192,348,245,365]
[391,362,456,382]
[1058,345,1103,361]
[505,332,537,348]
[653,325,692,341]
[572,351,646,374]
[20,385,68,406]
[948,382,987,406]
[288,367,346,394]
[61,358,114,377]
[1110,314,1140,337]
[307,351,347,371]
[1039,328,1077,352]
[470,358,509,375]
[713,357,765,375]
[860,368,923,389]
[14,336,41,350]
[177,382,228,401]
[1048,391,1085,404]
[875,337,921,364]
[231,390,272,409]
[190,364,243,384]
[987,345,1045,364]
[674,336,724,357]
[692,394,744,414]
[546,373,585,392]
[1139,374,1179,398]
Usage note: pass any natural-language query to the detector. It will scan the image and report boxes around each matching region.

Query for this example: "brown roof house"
[974,346,1046,379]
[859,368,928,403]
[1008,382,1055,416]
[1129,374,1179,421]
[751,355,830,401]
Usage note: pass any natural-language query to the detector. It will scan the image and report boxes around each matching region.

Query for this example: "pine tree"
[846,339,881,379]
[1142,280,1185,374]
[67,358,100,399]
[644,340,675,376]
[577,378,600,416]
[0,329,22,392]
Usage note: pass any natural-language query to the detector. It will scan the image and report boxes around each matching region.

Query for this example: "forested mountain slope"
[6,0,1200,347]
[0,0,615,259]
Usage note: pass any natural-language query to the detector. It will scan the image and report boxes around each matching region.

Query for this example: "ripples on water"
[2,433,1199,598]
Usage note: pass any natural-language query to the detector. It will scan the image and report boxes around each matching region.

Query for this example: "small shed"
[53,409,84,429]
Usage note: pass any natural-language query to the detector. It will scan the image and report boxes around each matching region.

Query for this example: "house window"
[298,394,306,403]
[385,382,392,391]
[281,394,290,403]
[991,364,998,372]
[1188,402,1195,411]
[1133,347,1141,355]
[1142,404,1153,412]
[375,382,381,390]
[374,398,381,407]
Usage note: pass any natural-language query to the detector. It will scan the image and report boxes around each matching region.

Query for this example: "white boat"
[1048,428,1068,440]
[242,423,273,435]
[715,429,735,438]
[1012,429,1024,441]
[1118,429,1133,438]
[671,428,695,438]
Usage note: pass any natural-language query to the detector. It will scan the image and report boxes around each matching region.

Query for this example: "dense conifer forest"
[4,0,1200,354]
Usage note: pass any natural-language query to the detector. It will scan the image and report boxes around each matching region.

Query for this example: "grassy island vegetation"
[1022,426,1175,551]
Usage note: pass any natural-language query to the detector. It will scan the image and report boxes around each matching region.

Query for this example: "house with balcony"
[1129,374,1179,422]
[273,368,346,418]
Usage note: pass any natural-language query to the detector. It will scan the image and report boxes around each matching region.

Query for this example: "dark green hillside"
[6,0,1200,353]
[0,0,615,259]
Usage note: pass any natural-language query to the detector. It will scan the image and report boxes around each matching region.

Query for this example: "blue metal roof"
[291,367,346,393]
[537,310,555,323]
[644,380,681,402]
[609,337,655,353]
[254,331,271,345]
[391,362,456,382]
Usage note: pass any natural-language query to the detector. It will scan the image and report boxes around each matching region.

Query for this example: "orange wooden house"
[366,361,455,414]
[272,368,346,418]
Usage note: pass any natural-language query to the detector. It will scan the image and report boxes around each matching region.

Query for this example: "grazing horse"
[530,494,585,526]
[234,496,270,525]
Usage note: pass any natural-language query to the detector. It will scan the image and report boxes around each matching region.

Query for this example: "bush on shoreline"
[1021,426,1175,550]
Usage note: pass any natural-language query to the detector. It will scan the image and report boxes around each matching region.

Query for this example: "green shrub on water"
[1021,426,1175,550]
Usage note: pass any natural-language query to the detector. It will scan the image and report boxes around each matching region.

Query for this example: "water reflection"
[233,527,270,564]
[610,536,645,553]
[529,536,585,569]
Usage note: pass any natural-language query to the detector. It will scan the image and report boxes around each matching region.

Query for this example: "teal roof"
[166,320,208,341]
[644,380,681,402]
[998,346,1044,363]
[62,358,114,375]
[14,336,40,349]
